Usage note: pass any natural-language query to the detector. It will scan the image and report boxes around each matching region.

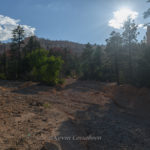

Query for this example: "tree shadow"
[0,78,107,96]
[57,102,150,150]
[12,84,54,95]
[0,79,22,88]
[61,79,106,92]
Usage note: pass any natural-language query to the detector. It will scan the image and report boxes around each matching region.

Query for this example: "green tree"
[122,18,139,83]
[21,36,41,76]
[81,43,94,79]
[80,43,103,80]
[0,42,7,79]
[12,25,25,50]
[106,31,122,85]
[91,46,103,80]
[137,45,150,87]
[23,36,41,55]
[26,49,63,85]
[8,25,25,79]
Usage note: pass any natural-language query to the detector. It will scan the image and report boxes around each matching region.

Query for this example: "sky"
[0,0,149,44]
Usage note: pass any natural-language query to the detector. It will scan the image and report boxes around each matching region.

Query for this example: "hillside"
[37,38,85,53]
[0,37,86,54]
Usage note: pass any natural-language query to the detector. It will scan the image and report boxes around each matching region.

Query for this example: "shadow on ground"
[12,84,53,95]
[12,79,105,95]
[57,102,150,150]
[61,80,105,92]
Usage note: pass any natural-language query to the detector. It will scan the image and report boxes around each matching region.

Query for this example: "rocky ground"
[0,79,150,150]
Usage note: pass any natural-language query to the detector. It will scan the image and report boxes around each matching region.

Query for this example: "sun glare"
[109,8,138,29]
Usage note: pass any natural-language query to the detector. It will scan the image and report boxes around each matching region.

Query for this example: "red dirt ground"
[0,79,150,150]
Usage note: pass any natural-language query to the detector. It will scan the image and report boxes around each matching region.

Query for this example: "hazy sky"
[0,0,149,44]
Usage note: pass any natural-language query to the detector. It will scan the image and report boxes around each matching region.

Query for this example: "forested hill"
[0,37,86,54]
[37,38,85,53]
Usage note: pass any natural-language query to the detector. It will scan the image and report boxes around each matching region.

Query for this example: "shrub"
[26,49,64,85]
[0,73,7,80]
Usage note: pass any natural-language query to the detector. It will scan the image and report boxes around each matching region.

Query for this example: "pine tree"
[106,31,122,85]
[122,18,139,83]
[9,25,25,79]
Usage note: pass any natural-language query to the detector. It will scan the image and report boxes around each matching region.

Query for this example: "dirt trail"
[0,79,150,150]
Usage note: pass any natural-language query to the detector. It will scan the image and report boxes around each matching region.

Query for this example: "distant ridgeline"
[0,36,86,54]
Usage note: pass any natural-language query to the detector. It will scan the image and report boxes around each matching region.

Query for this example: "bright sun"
[109,8,138,29]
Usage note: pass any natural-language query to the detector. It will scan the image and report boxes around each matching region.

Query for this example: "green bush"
[0,73,7,80]
[26,49,64,85]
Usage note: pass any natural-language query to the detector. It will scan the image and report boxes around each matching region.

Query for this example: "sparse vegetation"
[0,1,150,150]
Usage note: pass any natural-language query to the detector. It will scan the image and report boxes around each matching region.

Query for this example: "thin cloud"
[138,24,147,30]
[108,8,138,29]
[0,15,36,41]
[36,2,71,12]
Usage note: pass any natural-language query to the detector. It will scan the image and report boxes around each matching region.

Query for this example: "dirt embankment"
[103,84,150,117]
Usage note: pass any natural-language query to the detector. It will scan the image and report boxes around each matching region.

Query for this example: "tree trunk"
[115,50,120,85]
